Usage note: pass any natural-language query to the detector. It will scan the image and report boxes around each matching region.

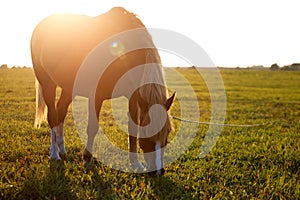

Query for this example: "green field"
[0,68,299,199]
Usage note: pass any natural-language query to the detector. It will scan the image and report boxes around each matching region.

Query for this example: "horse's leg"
[128,136,145,171]
[56,90,72,159]
[83,97,103,166]
[42,82,60,160]
[128,97,145,171]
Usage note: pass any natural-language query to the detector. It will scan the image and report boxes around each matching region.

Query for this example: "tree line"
[270,63,300,71]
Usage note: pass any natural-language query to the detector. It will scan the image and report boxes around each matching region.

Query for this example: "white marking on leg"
[128,136,145,171]
[56,123,66,155]
[143,151,157,172]
[129,152,145,171]
[155,142,162,171]
[50,127,61,160]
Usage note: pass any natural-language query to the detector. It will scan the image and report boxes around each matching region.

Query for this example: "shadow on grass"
[18,156,193,199]
[88,159,195,199]
[20,160,75,199]
[144,175,196,199]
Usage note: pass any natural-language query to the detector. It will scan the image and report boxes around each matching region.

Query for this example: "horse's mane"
[138,48,172,143]
[139,50,166,103]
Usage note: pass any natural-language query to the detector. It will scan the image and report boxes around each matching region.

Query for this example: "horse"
[30,7,175,175]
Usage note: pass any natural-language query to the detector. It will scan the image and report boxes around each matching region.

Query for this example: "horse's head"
[137,85,176,175]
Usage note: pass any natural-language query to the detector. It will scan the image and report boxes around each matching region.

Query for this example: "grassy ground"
[0,68,299,199]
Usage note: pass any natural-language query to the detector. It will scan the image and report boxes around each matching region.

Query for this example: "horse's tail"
[34,79,47,128]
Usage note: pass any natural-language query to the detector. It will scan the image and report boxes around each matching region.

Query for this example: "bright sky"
[0,0,299,68]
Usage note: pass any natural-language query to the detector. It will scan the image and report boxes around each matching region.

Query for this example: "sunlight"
[0,0,299,67]
[0,0,130,67]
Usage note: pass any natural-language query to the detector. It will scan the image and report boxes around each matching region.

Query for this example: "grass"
[0,68,299,199]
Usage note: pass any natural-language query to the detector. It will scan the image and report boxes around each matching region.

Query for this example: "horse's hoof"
[59,153,67,160]
[83,149,93,167]
[49,157,61,162]
[131,162,145,173]
[83,158,92,167]
[50,144,61,161]
[147,168,165,177]
[50,152,61,161]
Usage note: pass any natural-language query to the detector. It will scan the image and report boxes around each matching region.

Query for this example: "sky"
[0,0,299,68]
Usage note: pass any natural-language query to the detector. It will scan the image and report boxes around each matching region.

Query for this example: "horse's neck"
[142,64,164,86]
[139,56,167,103]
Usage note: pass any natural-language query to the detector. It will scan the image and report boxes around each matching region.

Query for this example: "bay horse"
[31,7,175,175]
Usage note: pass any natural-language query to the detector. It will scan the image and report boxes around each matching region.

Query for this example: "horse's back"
[31,14,91,87]
[31,14,90,51]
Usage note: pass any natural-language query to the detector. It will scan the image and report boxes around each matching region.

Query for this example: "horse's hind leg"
[41,82,61,160]
[83,97,103,166]
[56,90,72,159]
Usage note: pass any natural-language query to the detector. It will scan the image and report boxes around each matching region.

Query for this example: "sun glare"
[0,0,128,67]
[0,1,299,68]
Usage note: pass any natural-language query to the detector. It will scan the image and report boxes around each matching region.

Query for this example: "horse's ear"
[165,92,176,111]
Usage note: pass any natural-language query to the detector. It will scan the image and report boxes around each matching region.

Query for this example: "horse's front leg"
[128,135,145,172]
[83,97,102,166]
[128,98,145,172]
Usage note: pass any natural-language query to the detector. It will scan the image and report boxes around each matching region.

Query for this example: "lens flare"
[110,41,125,56]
